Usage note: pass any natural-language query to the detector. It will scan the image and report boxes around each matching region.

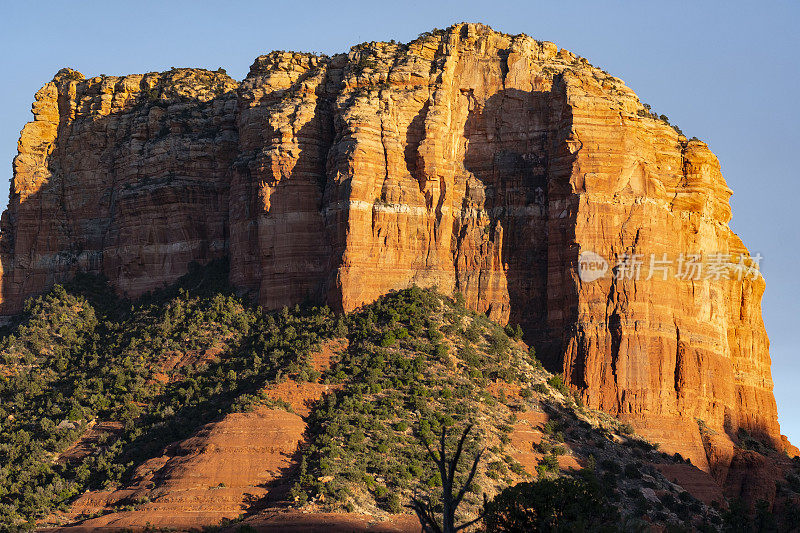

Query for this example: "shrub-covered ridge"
[0,261,336,528]
[0,263,760,531]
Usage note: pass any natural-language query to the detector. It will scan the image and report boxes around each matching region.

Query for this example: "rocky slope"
[0,22,791,498]
[4,279,732,531]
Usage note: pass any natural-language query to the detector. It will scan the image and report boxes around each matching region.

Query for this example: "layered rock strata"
[0,23,787,480]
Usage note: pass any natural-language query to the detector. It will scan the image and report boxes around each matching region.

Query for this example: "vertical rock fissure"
[674,322,683,396]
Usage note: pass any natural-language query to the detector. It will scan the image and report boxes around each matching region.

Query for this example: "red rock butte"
[0,23,791,486]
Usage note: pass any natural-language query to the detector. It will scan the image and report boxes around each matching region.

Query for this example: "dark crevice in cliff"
[674,323,683,396]
[608,310,623,391]
[569,329,589,389]
[499,48,510,89]
[404,101,429,193]
[377,97,392,202]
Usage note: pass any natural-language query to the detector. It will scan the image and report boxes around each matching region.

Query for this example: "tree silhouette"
[408,423,485,533]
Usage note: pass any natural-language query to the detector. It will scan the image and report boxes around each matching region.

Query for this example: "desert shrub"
[526,346,542,369]
[534,441,552,454]
[484,472,618,532]
[453,292,466,307]
[462,321,482,343]
[736,428,773,454]
[458,343,482,367]
[721,498,753,532]
[387,493,402,513]
[623,463,642,479]
[541,420,560,435]
[537,454,559,476]
[380,331,397,347]
[547,375,569,396]
[600,459,621,474]
[488,328,511,357]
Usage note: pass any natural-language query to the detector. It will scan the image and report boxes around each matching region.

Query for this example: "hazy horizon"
[2,1,798,441]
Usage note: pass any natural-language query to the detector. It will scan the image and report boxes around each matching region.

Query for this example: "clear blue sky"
[2,1,798,440]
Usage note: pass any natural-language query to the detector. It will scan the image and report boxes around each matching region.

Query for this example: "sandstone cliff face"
[0,23,786,480]
[1,67,238,310]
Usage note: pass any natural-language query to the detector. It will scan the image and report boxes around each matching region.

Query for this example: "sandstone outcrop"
[0,23,789,488]
[2,67,238,311]
[58,407,305,529]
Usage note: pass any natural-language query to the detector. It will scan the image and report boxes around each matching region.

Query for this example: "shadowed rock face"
[0,23,788,482]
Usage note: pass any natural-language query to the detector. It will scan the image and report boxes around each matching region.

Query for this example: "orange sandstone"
[1,24,789,489]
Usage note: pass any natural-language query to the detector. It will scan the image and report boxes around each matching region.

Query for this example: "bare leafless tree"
[408,423,485,533]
